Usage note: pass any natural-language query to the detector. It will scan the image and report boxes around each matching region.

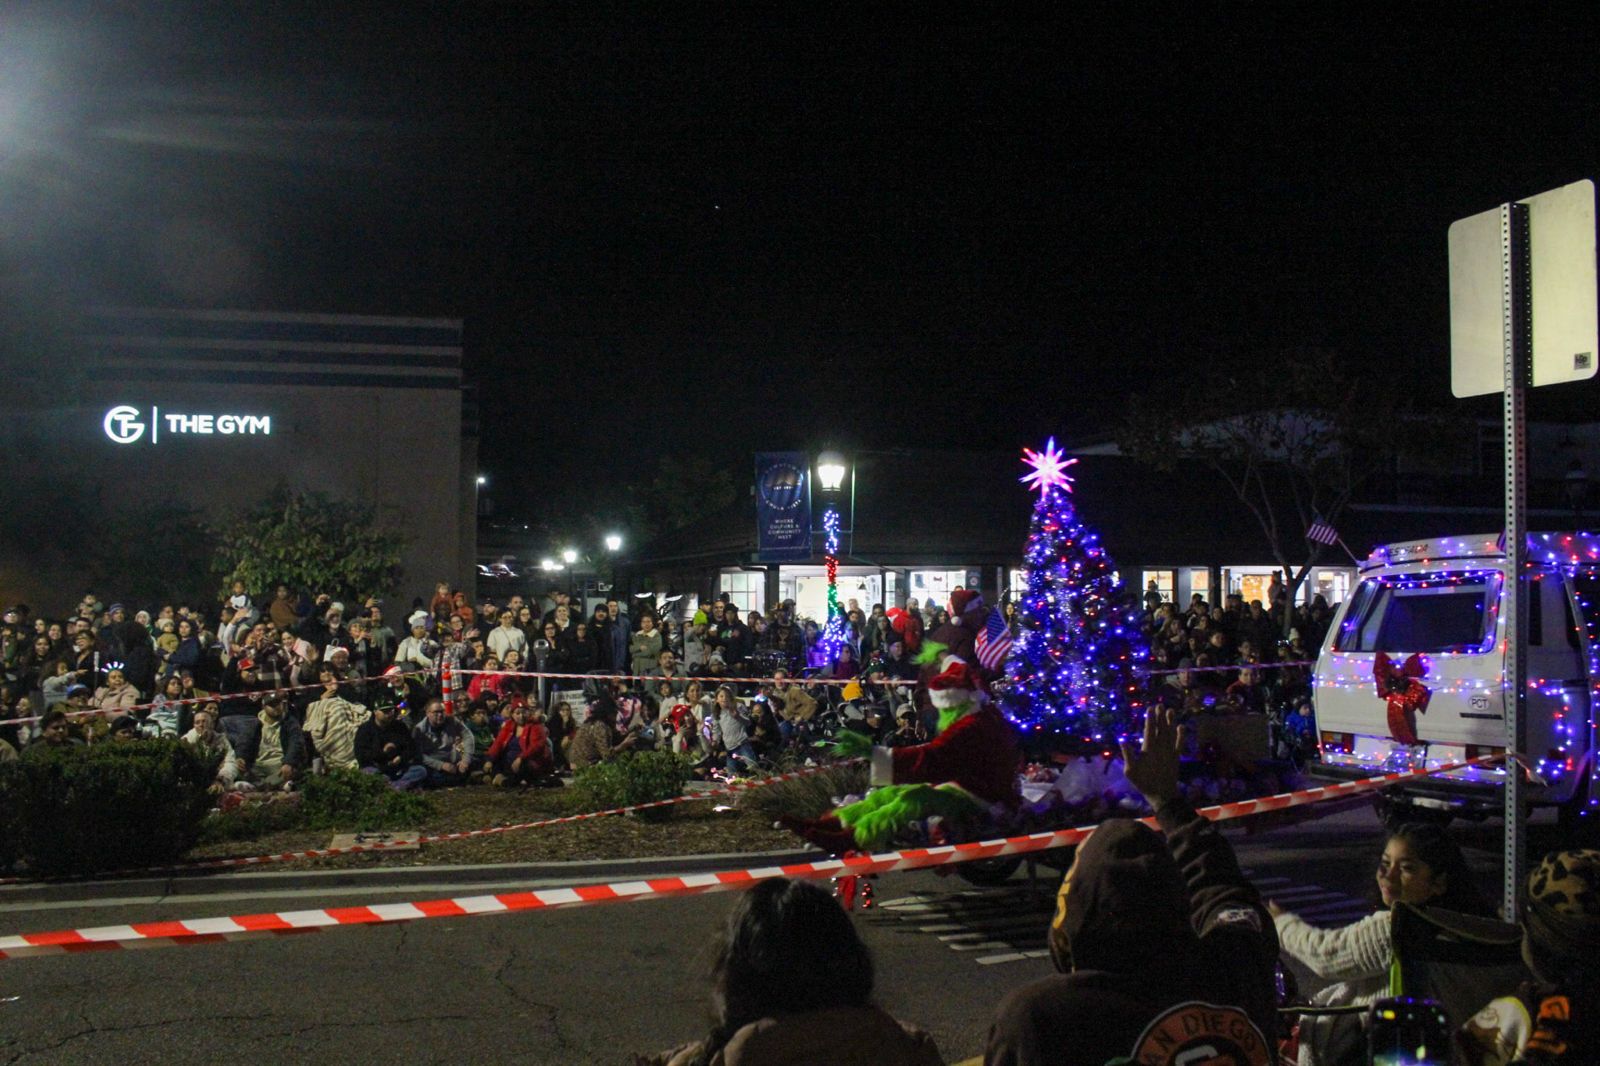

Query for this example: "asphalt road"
[0,801,1558,1065]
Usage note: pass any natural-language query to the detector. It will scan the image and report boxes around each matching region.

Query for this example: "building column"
[765,565,781,615]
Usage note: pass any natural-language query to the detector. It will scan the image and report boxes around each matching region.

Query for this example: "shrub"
[572,751,693,816]
[0,740,214,877]
[297,768,434,832]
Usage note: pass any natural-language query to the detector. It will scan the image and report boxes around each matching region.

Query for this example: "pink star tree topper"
[1020,437,1078,495]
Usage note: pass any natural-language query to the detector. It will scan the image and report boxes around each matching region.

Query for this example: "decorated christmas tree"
[999,439,1150,745]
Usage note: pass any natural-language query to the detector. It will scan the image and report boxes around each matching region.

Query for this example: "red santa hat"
[949,589,983,617]
[928,658,987,709]
[886,607,908,634]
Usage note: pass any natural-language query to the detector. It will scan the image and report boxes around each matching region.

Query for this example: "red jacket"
[878,705,1019,807]
[487,719,550,764]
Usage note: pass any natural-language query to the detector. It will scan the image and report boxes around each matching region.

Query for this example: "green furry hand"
[829,729,873,759]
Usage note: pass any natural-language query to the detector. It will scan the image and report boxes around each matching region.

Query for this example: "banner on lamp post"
[754,452,812,561]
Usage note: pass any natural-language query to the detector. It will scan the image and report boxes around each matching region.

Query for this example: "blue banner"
[755,452,812,561]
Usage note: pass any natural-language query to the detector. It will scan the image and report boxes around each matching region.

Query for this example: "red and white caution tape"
[0,761,866,884]
[455,668,914,687]
[9,671,434,728]
[0,755,1504,960]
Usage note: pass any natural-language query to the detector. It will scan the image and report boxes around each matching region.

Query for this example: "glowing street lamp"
[816,453,847,492]
[561,547,579,565]
[475,474,487,486]
[604,533,623,552]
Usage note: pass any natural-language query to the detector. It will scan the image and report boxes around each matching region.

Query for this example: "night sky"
[2,4,1597,513]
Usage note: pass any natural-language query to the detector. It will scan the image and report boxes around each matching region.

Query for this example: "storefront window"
[909,569,969,611]
[1188,568,1211,606]
[1140,569,1176,606]
[1008,569,1027,600]
[718,570,765,617]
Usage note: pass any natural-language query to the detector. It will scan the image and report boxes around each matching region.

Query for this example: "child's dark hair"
[1387,822,1494,917]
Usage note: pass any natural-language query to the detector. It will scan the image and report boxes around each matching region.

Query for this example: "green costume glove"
[829,729,873,760]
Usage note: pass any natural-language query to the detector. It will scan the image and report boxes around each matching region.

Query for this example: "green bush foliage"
[297,768,434,832]
[0,740,214,876]
[572,750,693,816]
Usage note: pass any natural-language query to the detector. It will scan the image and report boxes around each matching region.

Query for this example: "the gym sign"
[102,405,272,445]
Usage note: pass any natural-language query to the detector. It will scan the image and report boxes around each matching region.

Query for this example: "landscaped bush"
[297,768,434,832]
[0,739,215,876]
[572,751,693,817]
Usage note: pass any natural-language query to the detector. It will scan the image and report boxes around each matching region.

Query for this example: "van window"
[1334,572,1502,654]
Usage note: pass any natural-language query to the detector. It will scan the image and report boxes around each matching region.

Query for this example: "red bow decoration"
[1373,651,1431,746]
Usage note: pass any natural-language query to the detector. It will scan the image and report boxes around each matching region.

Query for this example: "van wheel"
[1373,792,1452,831]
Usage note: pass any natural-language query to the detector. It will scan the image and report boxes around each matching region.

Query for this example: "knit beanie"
[1523,848,1600,988]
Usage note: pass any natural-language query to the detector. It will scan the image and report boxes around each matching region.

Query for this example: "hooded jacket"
[986,798,1278,1066]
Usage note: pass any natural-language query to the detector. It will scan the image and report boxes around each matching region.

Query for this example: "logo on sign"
[103,405,146,444]
[1470,693,1491,712]
[101,405,271,445]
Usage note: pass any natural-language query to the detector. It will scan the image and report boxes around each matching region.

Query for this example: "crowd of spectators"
[0,575,1337,790]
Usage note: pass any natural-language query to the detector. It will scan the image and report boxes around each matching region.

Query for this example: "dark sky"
[2,4,1597,512]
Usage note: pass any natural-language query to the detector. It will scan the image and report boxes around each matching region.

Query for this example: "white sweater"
[1276,908,1392,1066]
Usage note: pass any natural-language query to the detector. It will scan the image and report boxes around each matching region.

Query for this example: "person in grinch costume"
[784,652,1020,853]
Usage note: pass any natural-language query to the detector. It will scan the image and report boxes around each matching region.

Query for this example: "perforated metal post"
[1502,202,1532,921]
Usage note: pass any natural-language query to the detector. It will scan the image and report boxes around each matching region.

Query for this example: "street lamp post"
[816,451,852,664]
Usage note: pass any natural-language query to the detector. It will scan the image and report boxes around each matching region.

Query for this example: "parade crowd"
[0,580,1594,1064]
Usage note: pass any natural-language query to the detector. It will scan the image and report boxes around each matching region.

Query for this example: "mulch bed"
[183,784,801,873]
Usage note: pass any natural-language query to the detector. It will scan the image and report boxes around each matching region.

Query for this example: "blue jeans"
[724,741,757,773]
[363,764,428,790]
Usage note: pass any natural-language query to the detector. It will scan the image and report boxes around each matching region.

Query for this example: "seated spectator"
[1457,848,1599,1066]
[108,714,140,742]
[24,709,82,754]
[985,709,1279,1066]
[181,705,242,794]
[236,694,307,791]
[147,673,190,738]
[462,701,498,776]
[1273,822,1492,1065]
[770,669,818,739]
[547,700,579,769]
[468,656,511,702]
[710,684,757,774]
[568,696,635,770]
[640,877,942,1066]
[412,697,474,787]
[354,701,426,789]
[487,699,557,787]
[92,668,140,714]
[887,708,926,748]
[304,667,371,772]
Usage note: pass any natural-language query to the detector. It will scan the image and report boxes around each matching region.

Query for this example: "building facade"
[0,307,475,610]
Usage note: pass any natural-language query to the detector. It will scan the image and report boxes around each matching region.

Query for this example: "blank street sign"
[1449,178,1598,397]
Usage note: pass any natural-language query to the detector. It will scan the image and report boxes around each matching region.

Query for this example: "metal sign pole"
[1502,201,1532,922]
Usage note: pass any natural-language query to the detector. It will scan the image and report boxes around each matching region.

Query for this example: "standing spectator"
[304,668,371,772]
[355,701,426,789]
[568,621,599,677]
[589,605,615,671]
[237,694,307,791]
[630,614,664,676]
[607,599,631,675]
[393,611,435,670]
[487,610,528,663]
[268,585,298,630]
[412,698,473,787]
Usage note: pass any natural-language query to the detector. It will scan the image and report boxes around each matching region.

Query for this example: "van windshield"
[1334,571,1501,654]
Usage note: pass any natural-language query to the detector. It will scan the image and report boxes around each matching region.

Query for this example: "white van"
[1311,531,1598,826]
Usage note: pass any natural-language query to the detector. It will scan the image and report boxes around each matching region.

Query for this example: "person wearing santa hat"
[782,654,1019,853]
[928,588,987,675]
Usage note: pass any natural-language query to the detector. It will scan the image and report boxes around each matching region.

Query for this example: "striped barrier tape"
[8,670,435,728]
[0,754,1505,960]
[455,668,917,687]
[0,760,866,884]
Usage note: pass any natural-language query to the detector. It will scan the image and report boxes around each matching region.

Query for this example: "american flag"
[975,606,1012,672]
[1306,518,1340,546]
